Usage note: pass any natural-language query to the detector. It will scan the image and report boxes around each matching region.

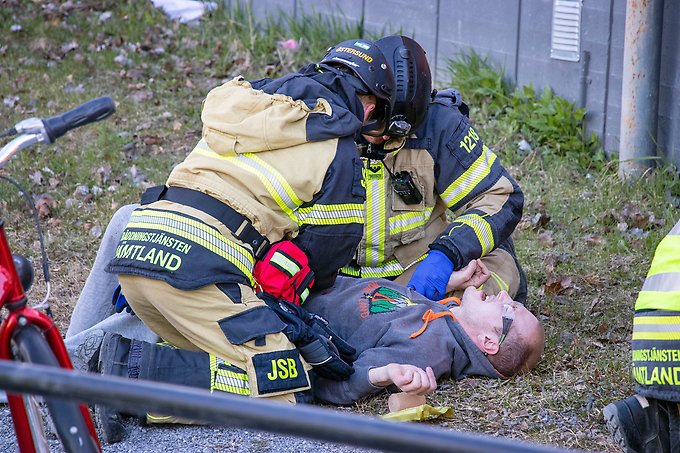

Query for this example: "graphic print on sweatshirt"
[357,281,416,318]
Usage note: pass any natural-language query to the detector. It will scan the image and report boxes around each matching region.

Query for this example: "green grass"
[1,2,679,452]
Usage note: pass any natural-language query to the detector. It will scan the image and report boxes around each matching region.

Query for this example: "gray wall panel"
[602,0,625,156]
[516,1,552,90]
[364,0,438,74]
[240,0,296,20]
[437,0,520,85]
[296,0,365,24]
[659,0,680,167]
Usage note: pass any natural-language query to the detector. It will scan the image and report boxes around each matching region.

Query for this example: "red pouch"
[253,241,315,306]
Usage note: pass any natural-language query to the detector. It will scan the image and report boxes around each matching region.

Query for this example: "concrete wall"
[233,0,679,169]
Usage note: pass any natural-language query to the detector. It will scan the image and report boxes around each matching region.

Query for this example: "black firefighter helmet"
[374,35,432,137]
[320,39,395,136]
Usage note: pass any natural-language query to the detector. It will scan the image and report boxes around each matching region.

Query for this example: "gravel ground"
[0,405,382,453]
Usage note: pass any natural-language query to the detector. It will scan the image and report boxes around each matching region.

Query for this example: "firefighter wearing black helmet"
[101,38,396,425]
[340,36,527,305]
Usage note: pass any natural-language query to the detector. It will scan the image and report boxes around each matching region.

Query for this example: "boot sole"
[603,403,634,453]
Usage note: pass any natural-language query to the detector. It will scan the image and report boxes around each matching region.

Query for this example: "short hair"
[487,331,529,377]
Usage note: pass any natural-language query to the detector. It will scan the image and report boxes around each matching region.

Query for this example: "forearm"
[433,174,523,269]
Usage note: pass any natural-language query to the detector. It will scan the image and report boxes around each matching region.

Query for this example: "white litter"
[151,0,217,24]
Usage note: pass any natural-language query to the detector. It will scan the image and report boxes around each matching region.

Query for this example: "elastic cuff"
[429,244,462,270]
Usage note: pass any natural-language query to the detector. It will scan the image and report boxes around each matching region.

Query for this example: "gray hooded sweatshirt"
[305,276,502,405]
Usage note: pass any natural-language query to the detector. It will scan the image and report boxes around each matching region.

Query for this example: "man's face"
[459,287,537,341]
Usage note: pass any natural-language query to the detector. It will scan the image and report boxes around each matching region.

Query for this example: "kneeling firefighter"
[97,39,396,442]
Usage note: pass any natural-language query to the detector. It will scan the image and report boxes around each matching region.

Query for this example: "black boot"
[603,394,670,453]
[95,332,135,444]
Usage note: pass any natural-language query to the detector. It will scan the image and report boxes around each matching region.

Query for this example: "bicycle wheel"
[12,325,100,453]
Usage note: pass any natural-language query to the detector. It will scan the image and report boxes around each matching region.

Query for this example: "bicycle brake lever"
[14,118,50,143]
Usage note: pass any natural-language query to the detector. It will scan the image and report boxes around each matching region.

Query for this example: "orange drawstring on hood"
[409,297,460,339]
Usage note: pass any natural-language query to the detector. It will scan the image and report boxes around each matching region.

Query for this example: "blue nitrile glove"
[111,284,135,316]
[406,250,455,300]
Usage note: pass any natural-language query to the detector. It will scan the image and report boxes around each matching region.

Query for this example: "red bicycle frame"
[0,219,101,452]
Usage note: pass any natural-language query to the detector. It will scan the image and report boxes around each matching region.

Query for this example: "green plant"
[446,50,508,116]
[446,51,605,168]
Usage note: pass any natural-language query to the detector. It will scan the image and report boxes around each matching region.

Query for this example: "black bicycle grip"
[42,96,115,143]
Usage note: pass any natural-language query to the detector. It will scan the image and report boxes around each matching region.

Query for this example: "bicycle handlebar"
[42,96,115,143]
[0,96,115,168]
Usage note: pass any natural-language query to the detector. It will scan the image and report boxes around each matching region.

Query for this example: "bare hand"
[369,364,437,395]
[445,259,491,292]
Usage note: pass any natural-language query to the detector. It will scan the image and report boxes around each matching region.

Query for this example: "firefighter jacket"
[307,276,503,404]
[340,90,524,279]
[108,72,367,291]
[632,219,680,401]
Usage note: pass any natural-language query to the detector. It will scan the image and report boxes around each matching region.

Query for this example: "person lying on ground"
[96,276,544,413]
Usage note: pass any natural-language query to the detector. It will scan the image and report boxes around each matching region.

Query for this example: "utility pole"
[618,0,664,179]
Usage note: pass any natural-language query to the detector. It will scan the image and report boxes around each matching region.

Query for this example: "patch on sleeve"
[252,350,309,394]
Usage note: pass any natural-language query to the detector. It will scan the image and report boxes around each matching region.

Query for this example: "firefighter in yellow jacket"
[105,39,395,407]
[340,36,526,302]
[604,219,680,453]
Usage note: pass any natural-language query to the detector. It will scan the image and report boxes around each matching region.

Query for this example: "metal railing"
[0,360,585,453]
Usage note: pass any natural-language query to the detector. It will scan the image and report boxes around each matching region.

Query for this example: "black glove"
[260,293,356,381]
[307,312,357,365]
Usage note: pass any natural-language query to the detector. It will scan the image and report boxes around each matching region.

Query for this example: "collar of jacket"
[298,63,367,139]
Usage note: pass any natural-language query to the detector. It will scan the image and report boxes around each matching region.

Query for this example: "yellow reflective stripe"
[365,163,387,266]
[356,259,405,278]
[341,254,427,278]
[485,271,509,292]
[209,353,218,391]
[641,273,680,293]
[632,331,680,341]
[271,252,300,276]
[296,203,364,225]
[128,209,254,283]
[647,236,680,277]
[448,213,495,255]
[146,414,174,422]
[300,287,310,302]
[635,291,680,311]
[229,153,303,221]
[194,147,303,222]
[210,354,250,395]
[339,266,361,277]
[442,145,497,208]
[634,316,680,325]
[389,207,433,235]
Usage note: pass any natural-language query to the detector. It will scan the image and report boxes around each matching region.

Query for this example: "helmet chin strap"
[363,142,390,161]
[362,136,407,161]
